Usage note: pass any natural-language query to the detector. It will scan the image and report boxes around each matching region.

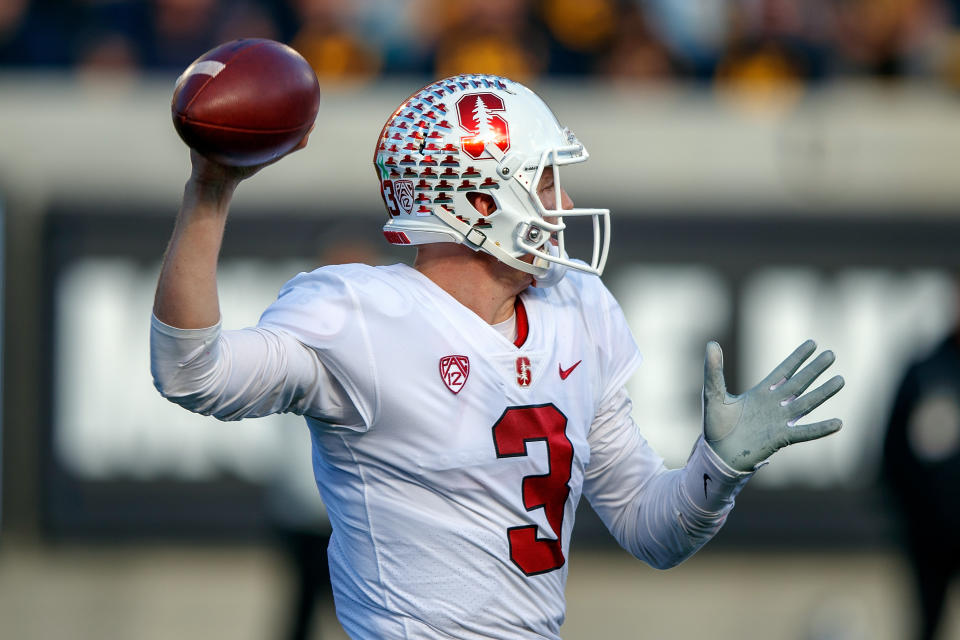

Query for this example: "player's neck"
[414,244,531,325]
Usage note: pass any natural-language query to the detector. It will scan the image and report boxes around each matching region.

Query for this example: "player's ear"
[466,192,497,215]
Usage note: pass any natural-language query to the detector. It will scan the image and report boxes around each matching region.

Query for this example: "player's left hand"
[702,340,844,472]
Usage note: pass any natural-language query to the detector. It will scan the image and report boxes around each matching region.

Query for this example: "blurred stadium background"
[3,0,960,638]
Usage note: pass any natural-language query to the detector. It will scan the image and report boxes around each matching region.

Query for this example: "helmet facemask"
[509,141,610,279]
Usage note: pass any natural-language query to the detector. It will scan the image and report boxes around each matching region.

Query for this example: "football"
[171,39,321,166]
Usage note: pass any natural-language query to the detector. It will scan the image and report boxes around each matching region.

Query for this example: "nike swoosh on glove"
[702,340,844,472]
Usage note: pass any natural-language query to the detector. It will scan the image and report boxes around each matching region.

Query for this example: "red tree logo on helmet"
[456,93,510,160]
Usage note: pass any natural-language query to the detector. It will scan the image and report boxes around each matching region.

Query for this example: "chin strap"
[431,203,544,276]
[429,202,487,249]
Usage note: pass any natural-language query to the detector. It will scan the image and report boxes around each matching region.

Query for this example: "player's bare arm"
[153,141,308,329]
[153,151,245,329]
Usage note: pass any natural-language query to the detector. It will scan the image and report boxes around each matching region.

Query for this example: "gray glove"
[703,340,844,472]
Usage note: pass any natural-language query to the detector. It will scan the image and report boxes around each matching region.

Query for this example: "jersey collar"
[514,297,529,348]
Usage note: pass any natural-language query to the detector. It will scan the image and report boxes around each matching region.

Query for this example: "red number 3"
[492,404,573,576]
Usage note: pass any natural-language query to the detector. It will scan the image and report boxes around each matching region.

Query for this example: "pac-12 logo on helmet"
[382,178,415,217]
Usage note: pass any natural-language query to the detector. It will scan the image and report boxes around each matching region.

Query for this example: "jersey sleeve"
[583,387,752,569]
[150,315,364,427]
[580,274,643,406]
[257,266,380,428]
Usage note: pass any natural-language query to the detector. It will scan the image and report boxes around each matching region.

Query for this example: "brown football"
[171,39,320,167]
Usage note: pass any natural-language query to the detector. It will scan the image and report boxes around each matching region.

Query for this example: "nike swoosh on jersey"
[558,360,582,380]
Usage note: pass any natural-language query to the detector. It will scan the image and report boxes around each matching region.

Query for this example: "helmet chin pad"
[532,242,569,288]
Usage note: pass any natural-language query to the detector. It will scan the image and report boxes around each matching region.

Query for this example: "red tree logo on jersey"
[515,356,532,388]
[456,93,510,160]
[439,355,470,394]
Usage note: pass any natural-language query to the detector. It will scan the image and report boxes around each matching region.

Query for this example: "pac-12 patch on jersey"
[439,355,470,394]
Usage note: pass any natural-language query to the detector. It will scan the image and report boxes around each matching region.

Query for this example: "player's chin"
[518,269,536,291]
[517,258,538,286]
[500,263,535,290]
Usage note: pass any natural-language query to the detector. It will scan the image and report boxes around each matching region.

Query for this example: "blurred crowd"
[3,0,960,89]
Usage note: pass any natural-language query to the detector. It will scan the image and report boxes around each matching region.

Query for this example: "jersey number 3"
[492,404,573,576]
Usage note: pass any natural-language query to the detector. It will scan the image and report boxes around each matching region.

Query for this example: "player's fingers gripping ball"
[171,38,321,167]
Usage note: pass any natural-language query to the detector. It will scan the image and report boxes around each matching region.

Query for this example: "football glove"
[703,340,844,472]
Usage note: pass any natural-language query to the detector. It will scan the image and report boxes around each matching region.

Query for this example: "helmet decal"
[456,93,510,160]
[387,179,414,216]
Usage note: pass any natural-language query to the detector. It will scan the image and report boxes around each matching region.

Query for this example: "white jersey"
[151,263,752,639]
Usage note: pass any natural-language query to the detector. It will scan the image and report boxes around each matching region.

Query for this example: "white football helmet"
[374,74,610,283]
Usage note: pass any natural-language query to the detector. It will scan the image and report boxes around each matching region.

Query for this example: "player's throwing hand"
[187,126,311,191]
[703,340,844,472]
